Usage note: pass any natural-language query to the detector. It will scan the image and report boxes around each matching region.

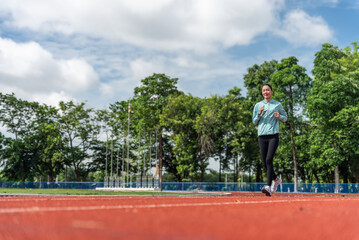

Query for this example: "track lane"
[0,193,358,240]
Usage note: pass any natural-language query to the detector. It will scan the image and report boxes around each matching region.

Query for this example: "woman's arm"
[252,104,262,125]
[278,103,287,122]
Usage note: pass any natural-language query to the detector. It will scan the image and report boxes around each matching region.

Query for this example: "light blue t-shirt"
[252,99,287,136]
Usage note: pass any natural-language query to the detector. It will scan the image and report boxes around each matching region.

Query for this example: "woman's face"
[262,85,273,100]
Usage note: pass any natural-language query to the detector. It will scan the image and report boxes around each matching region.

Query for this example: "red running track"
[0,192,358,240]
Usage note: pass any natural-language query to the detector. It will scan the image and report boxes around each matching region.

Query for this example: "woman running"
[252,84,287,196]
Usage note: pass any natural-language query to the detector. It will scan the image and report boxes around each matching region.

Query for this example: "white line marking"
[0,196,130,202]
[0,198,358,214]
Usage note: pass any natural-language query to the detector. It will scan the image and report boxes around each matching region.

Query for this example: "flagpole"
[127,102,131,187]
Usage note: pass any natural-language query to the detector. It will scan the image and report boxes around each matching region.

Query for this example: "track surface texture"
[0,192,358,240]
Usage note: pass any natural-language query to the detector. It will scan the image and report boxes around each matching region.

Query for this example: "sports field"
[0,192,358,239]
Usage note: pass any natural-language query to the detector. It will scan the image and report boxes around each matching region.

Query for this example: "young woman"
[252,84,287,196]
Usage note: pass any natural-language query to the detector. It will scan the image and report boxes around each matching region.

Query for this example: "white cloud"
[32,91,73,106]
[274,10,333,46]
[0,37,100,105]
[59,59,98,92]
[0,0,337,109]
[101,57,168,99]
[172,56,207,68]
[0,0,285,53]
[130,58,166,81]
[99,82,115,98]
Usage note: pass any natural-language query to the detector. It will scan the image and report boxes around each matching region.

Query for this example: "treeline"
[0,42,358,184]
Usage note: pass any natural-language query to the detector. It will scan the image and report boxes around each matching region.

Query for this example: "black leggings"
[258,134,279,186]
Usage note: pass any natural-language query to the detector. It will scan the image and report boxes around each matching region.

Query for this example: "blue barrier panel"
[0,181,102,189]
[0,181,358,194]
[161,182,359,194]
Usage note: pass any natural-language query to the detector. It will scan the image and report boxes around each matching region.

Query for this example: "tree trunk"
[234,154,239,183]
[333,136,340,192]
[199,149,204,182]
[300,167,306,182]
[288,85,298,192]
[334,166,340,193]
[201,167,205,182]
[49,171,55,182]
[218,155,222,182]
[314,171,320,183]
[289,121,298,192]
[82,170,89,182]
[176,173,182,182]
[74,163,81,182]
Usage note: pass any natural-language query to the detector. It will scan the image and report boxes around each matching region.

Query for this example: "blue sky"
[0,0,358,109]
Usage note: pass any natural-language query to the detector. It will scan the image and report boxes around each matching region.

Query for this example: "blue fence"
[161,182,359,194]
[1,181,359,194]
[0,181,101,189]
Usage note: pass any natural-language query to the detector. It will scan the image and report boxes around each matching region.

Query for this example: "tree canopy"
[0,43,358,184]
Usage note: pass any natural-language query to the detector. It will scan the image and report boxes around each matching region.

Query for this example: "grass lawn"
[0,188,198,196]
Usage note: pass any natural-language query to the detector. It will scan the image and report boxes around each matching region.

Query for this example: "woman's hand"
[258,105,264,115]
[274,112,280,118]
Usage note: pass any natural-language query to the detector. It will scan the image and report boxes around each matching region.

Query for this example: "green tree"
[330,43,359,183]
[195,96,221,182]
[307,43,357,187]
[161,94,202,181]
[133,73,181,187]
[33,104,65,182]
[0,93,66,181]
[0,94,40,181]
[331,104,359,183]
[217,87,250,183]
[59,101,100,181]
[0,136,36,181]
[271,56,311,191]
[0,93,35,140]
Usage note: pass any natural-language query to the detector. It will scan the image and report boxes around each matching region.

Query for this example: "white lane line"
[0,197,131,202]
[0,198,358,214]
[0,195,207,201]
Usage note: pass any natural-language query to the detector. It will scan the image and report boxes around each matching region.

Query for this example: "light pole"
[127,102,131,187]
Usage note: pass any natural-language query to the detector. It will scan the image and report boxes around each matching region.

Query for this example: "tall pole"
[144,135,147,173]
[116,123,120,178]
[127,102,131,187]
[149,131,152,175]
[155,130,158,162]
[137,132,141,188]
[137,132,141,176]
[116,147,119,177]
[159,128,163,190]
[105,130,108,178]
[155,130,158,184]
[122,139,125,178]
[111,138,113,179]
[105,130,108,188]
[143,137,146,186]
[149,131,152,188]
